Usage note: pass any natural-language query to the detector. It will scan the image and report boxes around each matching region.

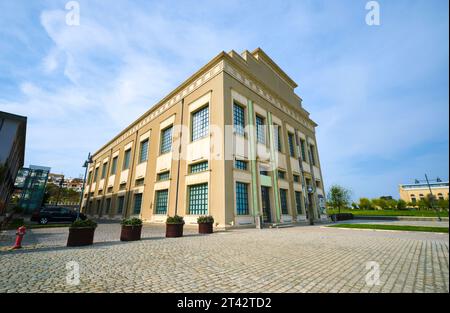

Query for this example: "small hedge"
[71,219,98,228]
[7,218,25,229]
[166,215,184,224]
[197,216,214,224]
[121,217,143,226]
[330,213,354,221]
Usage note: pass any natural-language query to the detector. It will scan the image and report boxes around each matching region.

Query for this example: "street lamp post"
[77,153,93,220]
[424,174,442,222]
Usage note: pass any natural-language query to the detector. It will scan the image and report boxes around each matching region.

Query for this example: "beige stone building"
[399,181,449,203]
[81,48,326,228]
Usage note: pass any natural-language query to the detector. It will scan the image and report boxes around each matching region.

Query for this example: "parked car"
[31,206,87,225]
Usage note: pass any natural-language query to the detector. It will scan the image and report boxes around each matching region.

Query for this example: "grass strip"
[328,223,449,233]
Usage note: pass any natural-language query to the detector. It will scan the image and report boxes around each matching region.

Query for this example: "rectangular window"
[280,189,288,214]
[135,178,144,186]
[278,170,286,180]
[233,103,245,136]
[309,144,316,165]
[188,183,208,215]
[160,126,173,154]
[105,198,111,214]
[133,193,143,215]
[117,196,125,214]
[111,157,118,175]
[139,139,149,163]
[300,139,306,161]
[236,182,249,215]
[293,174,300,183]
[155,189,168,214]
[274,124,282,152]
[192,106,209,141]
[87,171,92,183]
[315,180,321,189]
[256,115,265,144]
[157,171,170,181]
[101,163,107,179]
[119,183,126,190]
[123,149,131,170]
[288,133,295,157]
[94,167,99,181]
[190,161,208,173]
[260,166,269,176]
[295,191,303,214]
[235,159,248,171]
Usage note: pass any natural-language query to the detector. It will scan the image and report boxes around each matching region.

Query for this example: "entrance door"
[261,187,271,223]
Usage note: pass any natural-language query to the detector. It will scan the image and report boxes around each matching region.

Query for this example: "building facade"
[0,111,27,215]
[399,180,449,203]
[82,48,326,228]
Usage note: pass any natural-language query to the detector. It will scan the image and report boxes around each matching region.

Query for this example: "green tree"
[437,199,449,210]
[397,199,407,210]
[359,198,373,210]
[372,198,388,210]
[326,185,352,214]
[386,199,398,210]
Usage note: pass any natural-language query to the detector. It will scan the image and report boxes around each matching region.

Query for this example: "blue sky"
[0,0,448,200]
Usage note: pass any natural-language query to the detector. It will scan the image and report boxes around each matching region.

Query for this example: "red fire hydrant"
[12,225,26,249]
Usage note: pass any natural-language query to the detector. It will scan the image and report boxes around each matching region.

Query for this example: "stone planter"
[120,225,142,241]
[198,222,213,234]
[166,223,184,238]
[67,227,95,247]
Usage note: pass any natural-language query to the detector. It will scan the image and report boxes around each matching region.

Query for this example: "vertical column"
[267,112,281,223]
[246,100,261,223]
[305,135,320,220]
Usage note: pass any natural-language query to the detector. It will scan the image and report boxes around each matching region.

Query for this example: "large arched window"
[438,193,444,200]
[410,194,416,203]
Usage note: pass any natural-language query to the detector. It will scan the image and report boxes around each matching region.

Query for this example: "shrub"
[8,218,25,229]
[197,216,214,224]
[166,215,184,224]
[359,198,373,210]
[71,219,97,228]
[121,217,143,226]
[397,199,407,210]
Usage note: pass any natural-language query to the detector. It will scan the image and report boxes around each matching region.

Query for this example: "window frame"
[160,126,173,155]
[235,182,250,215]
[233,102,245,137]
[191,105,209,142]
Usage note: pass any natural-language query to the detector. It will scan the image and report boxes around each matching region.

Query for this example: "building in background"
[82,48,326,228]
[0,111,27,215]
[14,165,51,214]
[399,180,449,203]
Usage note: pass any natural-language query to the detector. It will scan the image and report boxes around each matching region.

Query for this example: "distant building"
[48,173,84,192]
[399,180,449,203]
[380,196,393,201]
[15,165,51,214]
[0,111,27,215]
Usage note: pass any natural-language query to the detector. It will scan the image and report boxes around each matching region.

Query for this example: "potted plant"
[120,217,143,241]
[67,219,97,247]
[197,215,214,234]
[166,215,184,238]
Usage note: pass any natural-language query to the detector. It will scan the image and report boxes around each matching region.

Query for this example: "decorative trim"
[223,61,315,131]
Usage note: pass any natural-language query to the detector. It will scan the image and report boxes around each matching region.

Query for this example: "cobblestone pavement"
[0,222,448,293]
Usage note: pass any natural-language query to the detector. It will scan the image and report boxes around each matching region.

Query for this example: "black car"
[31,206,87,225]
